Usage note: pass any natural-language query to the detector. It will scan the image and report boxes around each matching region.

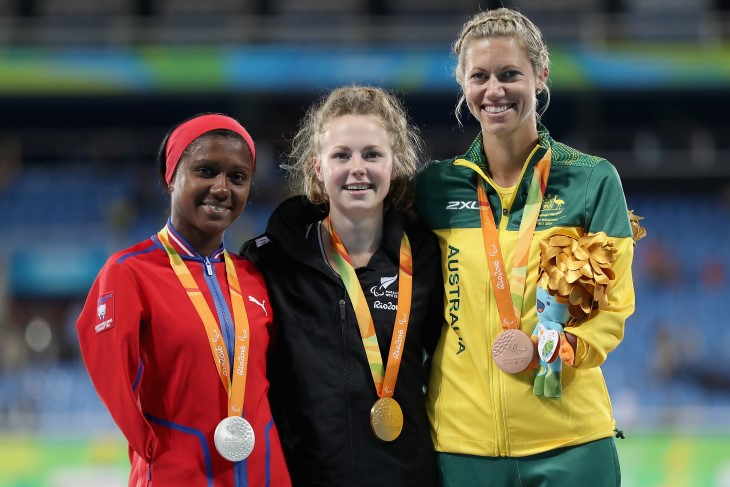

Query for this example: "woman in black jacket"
[242,85,443,486]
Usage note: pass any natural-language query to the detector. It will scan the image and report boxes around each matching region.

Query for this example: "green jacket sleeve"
[570,161,635,368]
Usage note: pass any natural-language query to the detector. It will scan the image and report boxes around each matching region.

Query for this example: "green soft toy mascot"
[532,286,574,398]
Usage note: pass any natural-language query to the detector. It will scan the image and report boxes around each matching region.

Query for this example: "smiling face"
[463,35,547,142]
[169,133,253,255]
[314,114,393,220]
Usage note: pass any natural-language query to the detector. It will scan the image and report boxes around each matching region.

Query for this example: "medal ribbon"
[477,148,551,329]
[326,217,413,398]
[158,227,250,417]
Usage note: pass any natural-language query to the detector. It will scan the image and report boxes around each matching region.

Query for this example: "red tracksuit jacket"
[77,223,291,487]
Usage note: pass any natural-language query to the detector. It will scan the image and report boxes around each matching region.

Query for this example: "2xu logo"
[446,201,479,210]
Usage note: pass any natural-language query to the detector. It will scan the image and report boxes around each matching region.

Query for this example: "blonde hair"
[284,85,423,211]
[453,8,551,125]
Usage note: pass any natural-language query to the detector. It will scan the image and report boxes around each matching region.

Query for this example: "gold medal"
[370,397,403,442]
[328,219,412,442]
[491,329,534,373]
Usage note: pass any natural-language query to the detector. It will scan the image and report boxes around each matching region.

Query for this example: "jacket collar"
[161,219,225,261]
[263,196,328,260]
[253,196,404,269]
[453,124,552,184]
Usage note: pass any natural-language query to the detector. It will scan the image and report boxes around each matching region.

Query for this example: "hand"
[559,332,575,366]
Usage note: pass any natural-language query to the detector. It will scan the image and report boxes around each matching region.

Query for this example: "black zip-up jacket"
[242,196,443,487]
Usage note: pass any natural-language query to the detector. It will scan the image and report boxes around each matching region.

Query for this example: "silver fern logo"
[369,275,398,298]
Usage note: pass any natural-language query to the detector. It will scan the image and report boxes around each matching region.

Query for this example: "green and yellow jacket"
[416,126,635,457]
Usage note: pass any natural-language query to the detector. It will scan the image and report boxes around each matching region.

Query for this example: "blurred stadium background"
[0,0,729,485]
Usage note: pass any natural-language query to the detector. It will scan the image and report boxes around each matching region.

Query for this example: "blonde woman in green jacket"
[416,8,634,487]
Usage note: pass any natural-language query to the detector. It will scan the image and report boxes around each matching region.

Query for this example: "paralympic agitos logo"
[369,275,398,298]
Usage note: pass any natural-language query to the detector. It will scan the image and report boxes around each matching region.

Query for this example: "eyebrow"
[329,145,385,152]
[191,159,250,170]
[469,64,522,71]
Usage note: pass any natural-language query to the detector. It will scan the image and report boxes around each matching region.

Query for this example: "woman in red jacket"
[77,113,291,487]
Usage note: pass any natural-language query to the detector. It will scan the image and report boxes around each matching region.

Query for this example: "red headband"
[164,114,256,185]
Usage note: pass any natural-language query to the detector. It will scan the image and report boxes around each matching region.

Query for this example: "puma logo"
[248,296,268,316]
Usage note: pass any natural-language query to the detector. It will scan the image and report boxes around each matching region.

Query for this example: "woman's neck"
[323,207,383,268]
[193,240,223,258]
[482,128,540,187]
[170,220,223,258]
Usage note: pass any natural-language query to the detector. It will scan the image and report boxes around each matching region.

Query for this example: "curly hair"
[283,85,424,211]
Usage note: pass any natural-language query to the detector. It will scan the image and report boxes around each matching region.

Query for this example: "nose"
[350,154,365,176]
[486,77,505,98]
[210,174,230,197]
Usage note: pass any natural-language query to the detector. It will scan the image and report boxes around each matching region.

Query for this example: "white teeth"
[204,204,226,213]
[485,105,510,113]
[345,184,370,190]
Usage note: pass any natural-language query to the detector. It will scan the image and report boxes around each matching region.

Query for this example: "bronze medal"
[370,397,403,442]
[491,329,534,373]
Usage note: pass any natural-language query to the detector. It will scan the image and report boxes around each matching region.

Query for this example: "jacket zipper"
[204,256,235,363]
[236,461,244,487]
[339,298,356,482]
[204,256,244,485]
[486,261,507,456]
[491,193,511,457]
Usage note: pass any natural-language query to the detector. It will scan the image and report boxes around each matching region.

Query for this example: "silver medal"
[214,416,255,462]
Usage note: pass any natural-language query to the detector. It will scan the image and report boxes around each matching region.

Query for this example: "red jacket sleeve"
[77,258,158,461]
